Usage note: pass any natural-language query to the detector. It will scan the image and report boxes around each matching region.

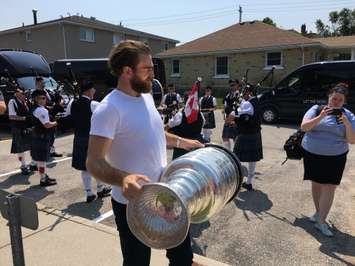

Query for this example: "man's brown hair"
[108,40,151,77]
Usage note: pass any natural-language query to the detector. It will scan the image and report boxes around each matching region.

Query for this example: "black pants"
[112,199,193,266]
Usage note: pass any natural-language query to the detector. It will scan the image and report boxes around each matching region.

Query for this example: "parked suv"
[258,61,355,123]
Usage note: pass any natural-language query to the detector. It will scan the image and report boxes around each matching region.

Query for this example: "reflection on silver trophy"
[127,144,245,249]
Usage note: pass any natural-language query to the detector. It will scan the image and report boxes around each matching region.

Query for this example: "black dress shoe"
[242,182,253,191]
[50,152,63,157]
[86,194,97,203]
[97,187,112,198]
[40,177,57,187]
[20,166,31,175]
[46,176,56,182]
[29,164,38,171]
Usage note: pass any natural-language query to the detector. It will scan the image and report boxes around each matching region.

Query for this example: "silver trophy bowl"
[127,144,244,249]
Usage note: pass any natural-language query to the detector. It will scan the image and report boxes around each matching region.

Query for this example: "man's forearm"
[86,158,129,187]
[165,131,179,147]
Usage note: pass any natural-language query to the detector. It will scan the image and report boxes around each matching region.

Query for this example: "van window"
[314,69,354,94]
[276,73,302,96]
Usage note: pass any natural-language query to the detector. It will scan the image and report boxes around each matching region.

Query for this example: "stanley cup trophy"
[127,144,245,249]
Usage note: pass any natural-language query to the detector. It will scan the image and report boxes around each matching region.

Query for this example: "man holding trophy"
[86,40,204,266]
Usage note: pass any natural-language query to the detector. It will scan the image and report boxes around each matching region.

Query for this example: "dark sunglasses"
[334,86,348,95]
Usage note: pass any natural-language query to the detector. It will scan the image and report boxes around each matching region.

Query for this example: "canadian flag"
[184,80,200,124]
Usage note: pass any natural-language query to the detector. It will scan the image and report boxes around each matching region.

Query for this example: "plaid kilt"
[202,112,216,129]
[233,132,263,162]
[222,123,238,139]
[31,132,51,162]
[72,135,89,171]
[10,127,32,154]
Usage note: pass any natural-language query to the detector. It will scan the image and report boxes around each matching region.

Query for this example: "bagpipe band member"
[199,86,216,142]
[69,80,111,203]
[222,79,240,150]
[230,85,263,191]
[30,89,58,187]
[168,80,206,159]
[162,84,181,124]
[35,76,63,157]
[8,88,35,175]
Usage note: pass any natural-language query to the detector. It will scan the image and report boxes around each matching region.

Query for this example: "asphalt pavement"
[0,111,355,265]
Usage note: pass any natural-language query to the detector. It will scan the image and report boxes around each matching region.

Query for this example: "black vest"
[11,97,31,129]
[170,112,204,140]
[201,96,214,109]
[223,91,239,115]
[71,97,92,138]
[236,97,261,135]
[32,105,51,135]
[165,93,178,106]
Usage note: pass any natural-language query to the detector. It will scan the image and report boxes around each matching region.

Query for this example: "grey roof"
[0,15,179,44]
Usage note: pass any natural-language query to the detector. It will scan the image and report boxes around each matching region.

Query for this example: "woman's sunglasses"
[334,86,348,95]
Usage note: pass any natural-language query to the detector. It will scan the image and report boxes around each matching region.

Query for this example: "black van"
[0,50,72,122]
[258,61,355,123]
[52,57,166,101]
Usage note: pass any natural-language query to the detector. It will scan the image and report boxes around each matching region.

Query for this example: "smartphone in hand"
[329,108,343,124]
[329,108,342,116]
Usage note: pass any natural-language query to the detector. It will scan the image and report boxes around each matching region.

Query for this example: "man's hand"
[180,138,204,151]
[122,174,150,201]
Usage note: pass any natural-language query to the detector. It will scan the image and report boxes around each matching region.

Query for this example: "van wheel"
[262,107,277,123]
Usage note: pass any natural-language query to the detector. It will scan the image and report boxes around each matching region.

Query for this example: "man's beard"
[130,74,152,94]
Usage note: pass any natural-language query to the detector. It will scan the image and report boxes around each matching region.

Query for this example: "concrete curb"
[36,203,230,266]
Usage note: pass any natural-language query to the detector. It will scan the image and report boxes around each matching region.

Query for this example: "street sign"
[0,189,38,230]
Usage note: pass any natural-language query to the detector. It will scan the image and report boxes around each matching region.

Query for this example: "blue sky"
[1,0,355,44]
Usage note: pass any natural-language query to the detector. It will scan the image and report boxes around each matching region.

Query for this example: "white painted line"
[0,169,21,178]
[0,157,72,178]
[93,210,114,223]
[48,157,72,164]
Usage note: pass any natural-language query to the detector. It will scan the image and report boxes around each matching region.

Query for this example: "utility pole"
[238,5,243,23]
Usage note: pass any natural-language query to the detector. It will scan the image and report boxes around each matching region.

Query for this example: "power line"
[123,5,234,23]
[246,3,355,11]
[242,0,355,7]
[247,5,355,13]
[125,1,355,28]
[127,10,235,27]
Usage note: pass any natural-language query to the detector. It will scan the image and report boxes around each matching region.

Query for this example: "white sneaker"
[314,223,334,237]
[309,212,320,223]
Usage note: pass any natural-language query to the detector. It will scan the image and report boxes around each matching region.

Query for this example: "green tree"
[262,17,276,27]
[315,8,355,36]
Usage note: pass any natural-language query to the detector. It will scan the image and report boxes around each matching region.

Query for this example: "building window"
[80,28,95,42]
[215,56,228,76]
[333,53,351,60]
[25,31,32,42]
[164,43,169,50]
[113,33,122,44]
[172,60,180,75]
[266,52,282,67]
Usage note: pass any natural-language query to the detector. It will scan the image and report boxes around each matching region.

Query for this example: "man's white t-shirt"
[90,89,167,204]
